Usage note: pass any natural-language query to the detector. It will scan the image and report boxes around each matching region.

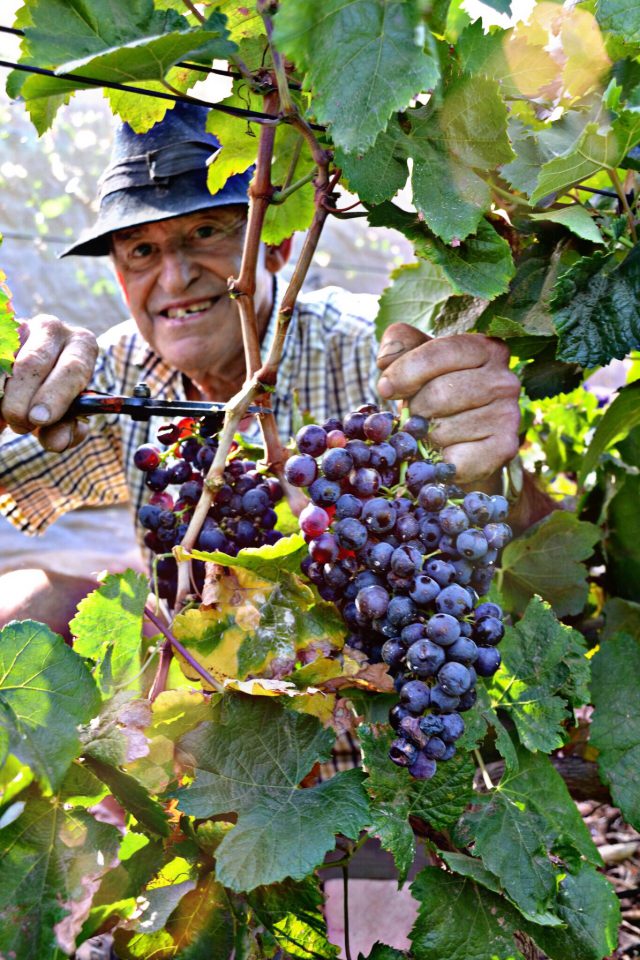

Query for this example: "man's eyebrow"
[113,227,146,242]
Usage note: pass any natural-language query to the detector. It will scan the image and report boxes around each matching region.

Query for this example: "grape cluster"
[133,416,284,603]
[285,404,512,781]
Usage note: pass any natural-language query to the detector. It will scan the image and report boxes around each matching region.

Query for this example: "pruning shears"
[68,382,265,424]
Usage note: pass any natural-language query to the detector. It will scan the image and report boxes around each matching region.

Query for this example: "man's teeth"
[166,299,213,319]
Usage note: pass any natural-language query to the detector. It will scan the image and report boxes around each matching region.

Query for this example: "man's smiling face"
[111,206,274,394]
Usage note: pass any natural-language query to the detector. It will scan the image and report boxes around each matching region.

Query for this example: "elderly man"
[0,100,524,631]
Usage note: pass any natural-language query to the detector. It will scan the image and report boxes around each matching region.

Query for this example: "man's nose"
[157,247,198,293]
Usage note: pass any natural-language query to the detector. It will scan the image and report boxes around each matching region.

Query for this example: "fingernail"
[378,377,393,398]
[29,404,51,424]
[378,340,405,359]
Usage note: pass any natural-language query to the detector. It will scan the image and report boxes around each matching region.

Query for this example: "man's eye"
[194,225,216,240]
[131,243,154,259]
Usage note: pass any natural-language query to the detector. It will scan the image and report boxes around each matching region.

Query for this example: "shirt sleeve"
[0,346,129,536]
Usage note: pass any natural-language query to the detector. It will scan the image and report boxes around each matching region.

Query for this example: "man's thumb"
[377,322,431,371]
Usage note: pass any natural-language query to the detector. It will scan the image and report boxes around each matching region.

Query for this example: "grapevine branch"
[144,605,225,693]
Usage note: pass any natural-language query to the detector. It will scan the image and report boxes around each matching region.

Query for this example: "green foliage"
[172,694,370,890]
[0,620,100,792]
[490,597,590,751]
[0,266,19,378]
[70,570,149,694]
[409,868,525,960]
[591,631,640,829]
[498,512,601,616]
[551,247,640,366]
[360,724,474,882]
[273,0,440,153]
[0,790,120,960]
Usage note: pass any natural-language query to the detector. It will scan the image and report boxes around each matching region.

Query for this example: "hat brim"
[60,171,251,258]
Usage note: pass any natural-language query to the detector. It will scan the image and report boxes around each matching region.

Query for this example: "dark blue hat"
[61,100,252,257]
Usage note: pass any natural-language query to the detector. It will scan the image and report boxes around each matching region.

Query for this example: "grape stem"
[144,605,225,694]
[149,639,173,702]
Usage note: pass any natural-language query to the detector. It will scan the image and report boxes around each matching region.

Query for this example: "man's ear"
[265,237,293,274]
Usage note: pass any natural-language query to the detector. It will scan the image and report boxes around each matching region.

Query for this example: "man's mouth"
[162,297,218,319]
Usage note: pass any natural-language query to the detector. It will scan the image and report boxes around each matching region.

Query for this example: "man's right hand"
[1,315,98,452]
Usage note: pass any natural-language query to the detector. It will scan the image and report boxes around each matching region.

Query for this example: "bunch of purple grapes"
[132,416,284,603]
[284,404,512,781]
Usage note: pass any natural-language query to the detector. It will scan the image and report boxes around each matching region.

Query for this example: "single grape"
[349,467,381,497]
[409,574,440,607]
[389,738,418,767]
[430,685,461,713]
[438,661,472,696]
[399,679,431,714]
[361,497,396,534]
[309,477,342,507]
[440,713,465,743]
[408,751,437,780]
[133,444,161,471]
[463,491,493,526]
[473,616,504,646]
[335,517,368,550]
[296,423,328,457]
[424,736,447,759]
[355,584,390,620]
[436,584,474,618]
[299,503,330,538]
[456,528,489,561]
[446,636,478,663]
[475,646,502,677]
[425,613,460,646]
[284,454,318,487]
[406,638,446,677]
[322,447,354,480]
[403,415,429,440]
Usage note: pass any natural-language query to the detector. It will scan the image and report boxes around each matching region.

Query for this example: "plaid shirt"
[1,279,381,540]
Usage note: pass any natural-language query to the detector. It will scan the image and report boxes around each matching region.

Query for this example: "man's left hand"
[376,323,521,488]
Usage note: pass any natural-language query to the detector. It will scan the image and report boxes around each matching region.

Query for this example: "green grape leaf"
[529,206,604,244]
[375,261,453,340]
[409,867,524,960]
[523,863,621,960]
[341,80,512,242]
[263,125,316,244]
[114,873,235,960]
[481,0,513,12]
[248,876,338,959]
[84,837,165,940]
[172,695,370,890]
[498,511,600,616]
[0,270,19,378]
[273,0,439,152]
[369,204,514,300]
[597,0,640,44]
[551,247,640,367]
[359,724,474,882]
[412,145,490,243]
[578,381,640,482]
[603,597,640,638]
[105,63,203,132]
[0,791,120,960]
[12,4,234,133]
[498,745,601,867]
[462,793,558,916]
[479,245,568,339]
[83,756,169,837]
[531,112,640,203]
[590,631,640,829]
[0,620,100,792]
[70,570,149,695]
[183,532,307,580]
[489,597,590,751]
[336,127,408,206]
[457,686,519,775]
[206,82,261,195]
[439,851,502,894]
[603,473,640,602]
[360,947,406,960]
